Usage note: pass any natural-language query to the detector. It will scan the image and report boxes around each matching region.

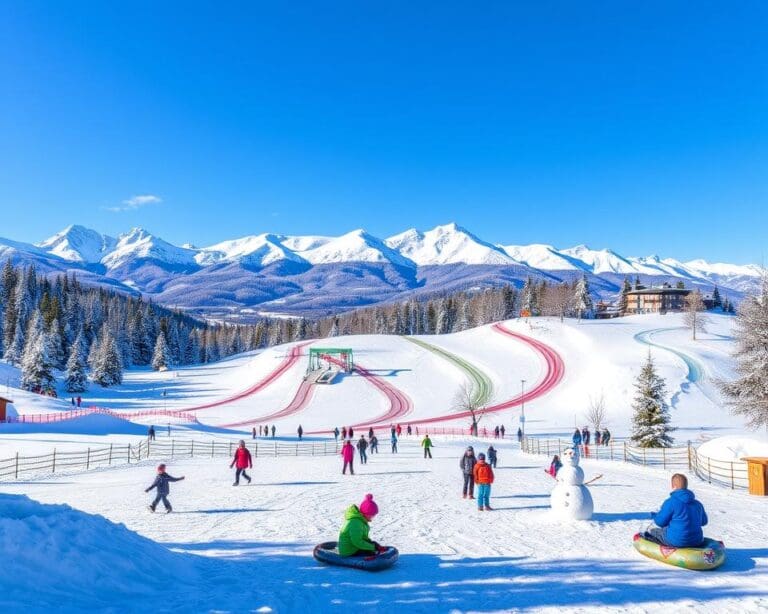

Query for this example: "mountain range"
[0,223,761,320]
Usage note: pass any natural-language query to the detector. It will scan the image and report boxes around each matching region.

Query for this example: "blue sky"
[0,2,766,263]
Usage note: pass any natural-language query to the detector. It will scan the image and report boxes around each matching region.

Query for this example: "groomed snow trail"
[218,379,316,429]
[403,336,494,408]
[403,323,565,426]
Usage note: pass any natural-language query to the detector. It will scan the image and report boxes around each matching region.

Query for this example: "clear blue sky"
[1,2,766,263]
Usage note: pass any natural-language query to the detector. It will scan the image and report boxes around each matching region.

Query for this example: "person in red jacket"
[341,439,355,475]
[473,452,495,511]
[230,440,253,486]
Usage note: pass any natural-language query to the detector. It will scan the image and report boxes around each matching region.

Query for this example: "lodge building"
[624,284,691,315]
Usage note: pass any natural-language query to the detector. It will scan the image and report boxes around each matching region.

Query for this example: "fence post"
[109,444,113,465]
[128,443,131,464]
[730,462,735,489]
[171,440,175,458]
[623,442,627,463]
[707,457,711,484]
[52,449,56,474]
[229,441,233,455]
[296,443,298,456]
[86,448,91,470]
[687,441,692,471]
[15,452,19,479]
[643,447,647,466]
[546,440,550,456]
[662,447,666,470]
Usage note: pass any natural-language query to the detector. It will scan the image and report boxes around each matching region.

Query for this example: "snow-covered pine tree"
[718,279,768,430]
[3,319,25,365]
[63,335,88,393]
[328,318,339,337]
[712,285,722,309]
[573,274,593,321]
[20,313,56,392]
[151,332,171,371]
[630,352,675,447]
[92,328,123,386]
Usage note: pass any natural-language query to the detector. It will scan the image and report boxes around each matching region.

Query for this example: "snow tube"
[313,541,399,571]
[633,533,726,570]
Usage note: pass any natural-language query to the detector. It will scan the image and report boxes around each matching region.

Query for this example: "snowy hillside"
[0,222,759,318]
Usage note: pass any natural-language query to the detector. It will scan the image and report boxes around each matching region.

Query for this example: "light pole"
[520,379,526,438]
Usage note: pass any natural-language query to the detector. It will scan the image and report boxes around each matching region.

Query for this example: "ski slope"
[1,438,766,612]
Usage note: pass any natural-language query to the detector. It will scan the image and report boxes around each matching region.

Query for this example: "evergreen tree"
[618,277,631,315]
[3,319,25,365]
[151,332,172,371]
[573,275,593,320]
[630,353,674,447]
[92,329,123,386]
[675,280,685,289]
[63,334,88,393]
[20,313,56,392]
[712,285,722,309]
[719,280,768,430]
[634,275,642,290]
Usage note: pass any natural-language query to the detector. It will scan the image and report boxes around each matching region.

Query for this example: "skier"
[421,434,433,459]
[516,427,523,443]
[390,432,398,453]
[473,453,495,511]
[342,427,348,440]
[645,474,708,547]
[348,427,354,439]
[337,494,385,557]
[148,425,156,441]
[271,425,276,438]
[370,434,379,453]
[71,397,75,407]
[602,428,611,446]
[357,435,369,465]
[368,427,374,440]
[460,446,477,499]
[167,423,171,437]
[297,425,304,440]
[396,424,402,437]
[407,424,412,436]
[547,454,562,478]
[76,396,82,408]
[230,440,253,486]
[390,425,396,439]
[145,463,184,513]
[252,427,257,440]
[595,430,602,446]
[487,444,498,468]
[341,440,355,475]
[494,426,499,439]
[500,425,505,439]
[582,427,591,456]
[333,427,340,441]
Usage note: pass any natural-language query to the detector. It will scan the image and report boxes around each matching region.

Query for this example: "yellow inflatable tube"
[633,533,726,570]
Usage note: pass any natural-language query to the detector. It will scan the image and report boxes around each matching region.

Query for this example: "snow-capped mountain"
[386,223,514,266]
[3,222,760,319]
[36,224,117,263]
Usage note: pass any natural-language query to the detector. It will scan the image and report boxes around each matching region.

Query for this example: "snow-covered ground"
[1,438,767,612]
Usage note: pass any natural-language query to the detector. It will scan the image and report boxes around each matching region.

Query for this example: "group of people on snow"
[253,425,277,438]
[459,445,498,509]
[572,426,611,451]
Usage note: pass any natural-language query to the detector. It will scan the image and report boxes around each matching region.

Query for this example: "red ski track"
[306,356,413,433]
[218,378,317,429]
[371,322,565,429]
[180,341,313,413]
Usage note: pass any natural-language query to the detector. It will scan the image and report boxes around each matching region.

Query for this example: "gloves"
[377,545,387,553]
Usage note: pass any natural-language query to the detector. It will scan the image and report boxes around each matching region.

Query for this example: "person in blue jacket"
[645,473,708,547]
[572,429,582,447]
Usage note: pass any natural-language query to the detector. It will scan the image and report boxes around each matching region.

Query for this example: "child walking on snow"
[473,453,494,511]
[145,463,184,513]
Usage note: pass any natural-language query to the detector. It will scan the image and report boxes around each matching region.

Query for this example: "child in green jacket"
[338,494,385,556]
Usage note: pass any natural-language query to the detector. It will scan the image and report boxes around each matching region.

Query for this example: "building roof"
[0,396,14,403]
[626,287,690,296]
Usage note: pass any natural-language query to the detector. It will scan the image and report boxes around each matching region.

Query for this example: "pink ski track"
[218,378,316,428]
[304,355,413,434]
[7,342,313,427]
[317,323,564,432]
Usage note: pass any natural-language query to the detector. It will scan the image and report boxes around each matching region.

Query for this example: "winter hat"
[478,453,486,460]
[157,463,166,471]
[359,493,379,518]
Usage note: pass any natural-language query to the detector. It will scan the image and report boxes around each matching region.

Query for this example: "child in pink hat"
[337,494,385,556]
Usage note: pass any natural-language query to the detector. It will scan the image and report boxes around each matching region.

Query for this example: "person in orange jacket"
[473,452,495,511]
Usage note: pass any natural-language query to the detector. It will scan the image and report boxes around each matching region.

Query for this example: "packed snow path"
[404,336,494,407]
[2,439,766,612]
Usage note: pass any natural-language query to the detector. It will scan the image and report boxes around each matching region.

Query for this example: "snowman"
[550,446,594,520]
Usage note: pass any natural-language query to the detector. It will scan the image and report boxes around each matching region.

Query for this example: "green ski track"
[403,336,494,407]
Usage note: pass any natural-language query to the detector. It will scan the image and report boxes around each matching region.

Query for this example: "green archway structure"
[308,348,354,373]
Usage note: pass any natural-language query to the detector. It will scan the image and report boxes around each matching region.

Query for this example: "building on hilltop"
[624,283,691,315]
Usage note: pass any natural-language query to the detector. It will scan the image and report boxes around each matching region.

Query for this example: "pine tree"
[92,329,123,386]
[20,313,56,392]
[634,276,642,290]
[151,332,171,371]
[630,353,674,447]
[718,280,768,430]
[712,285,722,309]
[3,319,25,365]
[675,280,685,289]
[573,275,593,320]
[618,277,631,315]
[64,334,88,393]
